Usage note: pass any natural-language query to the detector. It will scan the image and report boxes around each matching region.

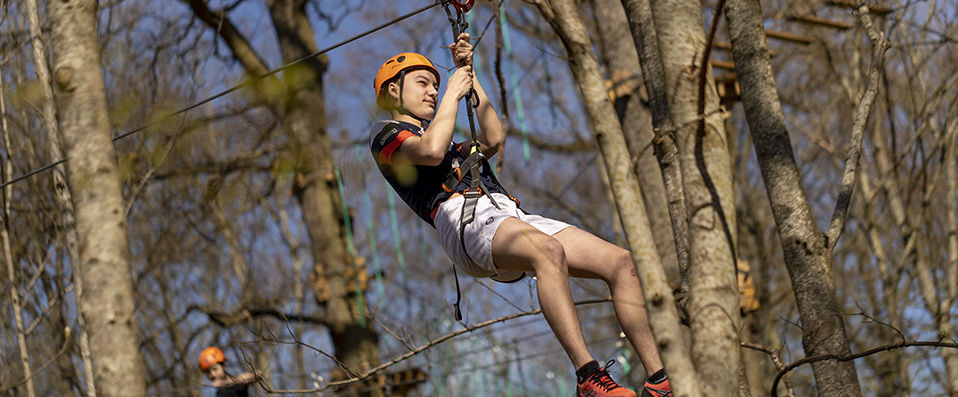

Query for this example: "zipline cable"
[1,1,442,190]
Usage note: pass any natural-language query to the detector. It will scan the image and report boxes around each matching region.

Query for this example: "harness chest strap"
[441,145,518,203]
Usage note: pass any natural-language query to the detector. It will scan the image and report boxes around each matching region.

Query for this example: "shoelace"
[644,378,673,397]
[585,360,623,391]
[644,384,672,397]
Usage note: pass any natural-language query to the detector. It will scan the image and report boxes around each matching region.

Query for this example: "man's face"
[205,363,226,382]
[393,69,439,119]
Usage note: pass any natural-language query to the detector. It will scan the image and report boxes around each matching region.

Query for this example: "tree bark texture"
[618,0,691,302]
[46,0,148,395]
[25,0,96,394]
[533,1,698,395]
[944,118,958,395]
[589,0,680,287]
[723,0,862,395]
[646,0,742,395]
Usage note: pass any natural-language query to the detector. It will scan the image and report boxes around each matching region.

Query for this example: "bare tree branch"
[259,298,611,394]
[771,340,958,397]
[740,341,795,397]
[825,5,891,251]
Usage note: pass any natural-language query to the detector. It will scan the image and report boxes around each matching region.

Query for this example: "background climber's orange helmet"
[374,52,440,105]
[198,346,226,372]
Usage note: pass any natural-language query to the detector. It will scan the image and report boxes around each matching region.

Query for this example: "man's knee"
[610,249,637,281]
[533,237,568,275]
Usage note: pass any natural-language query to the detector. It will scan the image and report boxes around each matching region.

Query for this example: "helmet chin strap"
[394,69,430,125]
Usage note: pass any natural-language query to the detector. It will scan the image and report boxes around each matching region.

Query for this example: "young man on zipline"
[367,32,671,397]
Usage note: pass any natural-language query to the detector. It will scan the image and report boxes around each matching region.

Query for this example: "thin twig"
[0,327,72,393]
[652,106,727,143]
[853,302,906,342]
[366,307,416,352]
[740,341,795,397]
[476,278,525,313]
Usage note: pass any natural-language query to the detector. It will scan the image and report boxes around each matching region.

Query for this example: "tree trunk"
[265,0,381,381]
[1,70,37,397]
[644,0,742,395]
[533,1,698,395]
[943,117,958,396]
[46,0,148,395]
[25,0,97,394]
[589,0,680,287]
[723,0,862,395]
[618,0,691,302]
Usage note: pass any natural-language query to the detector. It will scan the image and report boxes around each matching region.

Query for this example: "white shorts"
[434,192,572,282]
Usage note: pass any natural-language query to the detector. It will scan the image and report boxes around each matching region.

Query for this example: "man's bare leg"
[552,226,664,374]
[491,218,594,368]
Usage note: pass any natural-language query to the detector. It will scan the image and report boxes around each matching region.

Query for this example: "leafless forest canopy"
[0,0,956,396]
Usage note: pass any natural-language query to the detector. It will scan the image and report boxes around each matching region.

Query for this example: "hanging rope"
[386,186,412,319]
[335,167,366,327]
[467,10,481,80]
[1,1,443,190]
[355,146,386,308]
[499,3,530,161]
[386,190,407,274]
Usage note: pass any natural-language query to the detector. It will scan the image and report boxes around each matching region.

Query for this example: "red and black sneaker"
[576,360,636,397]
[641,378,672,397]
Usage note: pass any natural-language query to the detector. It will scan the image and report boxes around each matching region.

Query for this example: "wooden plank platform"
[787,14,854,30]
[710,59,736,70]
[764,29,814,45]
[714,75,741,104]
[714,41,777,57]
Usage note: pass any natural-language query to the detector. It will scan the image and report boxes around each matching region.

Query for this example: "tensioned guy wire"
[1,1,442,190]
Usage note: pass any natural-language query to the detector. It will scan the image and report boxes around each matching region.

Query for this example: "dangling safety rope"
[442,0,483,151]
[335,167,367,327]
[355,146,386,308]
[439,0,523,322]
[501,4,532,160]
[442,0,500,322]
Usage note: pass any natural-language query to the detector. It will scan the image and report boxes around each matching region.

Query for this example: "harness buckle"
[461,188,481,199]
[441,167,462,192]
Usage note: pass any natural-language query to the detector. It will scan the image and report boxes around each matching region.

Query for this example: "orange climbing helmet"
[374,52,440,106]
[198,347,226,372]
